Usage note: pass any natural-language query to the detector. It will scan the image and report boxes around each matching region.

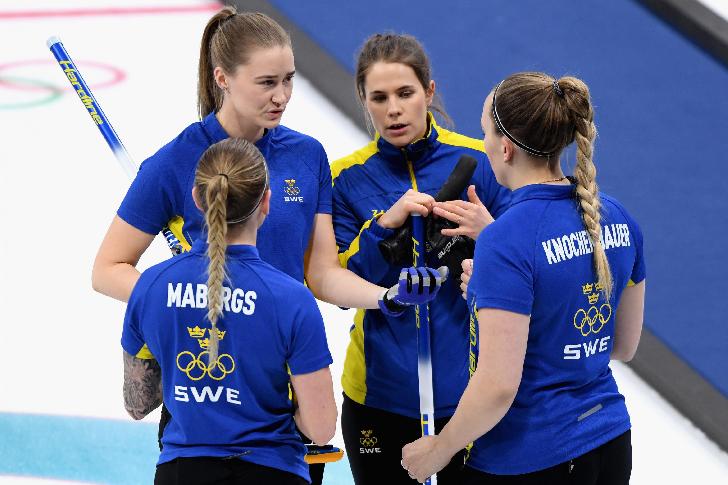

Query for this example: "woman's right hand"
[377,189,435,229]
[460,258,473,300]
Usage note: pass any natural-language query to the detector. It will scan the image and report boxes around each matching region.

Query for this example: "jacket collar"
[376,112,441,164]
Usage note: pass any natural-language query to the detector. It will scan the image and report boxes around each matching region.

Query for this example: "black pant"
[159,404,324,485]
[461,430,632,485]
[342,394,465,485]
[154,456,308,485]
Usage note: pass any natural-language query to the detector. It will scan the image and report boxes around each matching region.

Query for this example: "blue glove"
[378,266,449,316]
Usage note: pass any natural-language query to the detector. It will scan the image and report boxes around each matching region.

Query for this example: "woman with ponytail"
[98,7,445,484]
[121,138,336,484]
[95,5,393,306]
[402,73,646,484]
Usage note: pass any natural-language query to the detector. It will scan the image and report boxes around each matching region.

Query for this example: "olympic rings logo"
[0,59,125,111]
[360,437,378,447]
[573,304,612,336]
[284,179,301,196]
[176,350,236,381]
[360,430,378,447]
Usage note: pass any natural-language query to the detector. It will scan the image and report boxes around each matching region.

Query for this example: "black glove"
[378,216,474,281]
[425,215,474,282]
[378,224,413,268]
[379,155,479,272]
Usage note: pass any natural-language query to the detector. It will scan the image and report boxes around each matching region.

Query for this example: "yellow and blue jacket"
[331,116,511,418]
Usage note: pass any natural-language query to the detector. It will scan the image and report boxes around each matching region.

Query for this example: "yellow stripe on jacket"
[331,140,379,184]
[338,218,376,269]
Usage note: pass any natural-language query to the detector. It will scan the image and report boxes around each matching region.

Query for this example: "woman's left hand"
[401,435,452,483]
[432,185,494,240]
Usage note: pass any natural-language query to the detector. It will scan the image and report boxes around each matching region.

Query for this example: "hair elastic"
[222,11,236,24]
[492,81,553,158]
[553,80,564,97]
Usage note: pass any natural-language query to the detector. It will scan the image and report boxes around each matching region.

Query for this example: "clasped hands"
[377,185,493,240]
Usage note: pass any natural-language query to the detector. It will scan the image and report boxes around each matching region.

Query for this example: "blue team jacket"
[331,116,511,418]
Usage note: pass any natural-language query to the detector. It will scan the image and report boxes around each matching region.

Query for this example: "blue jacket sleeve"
[332,180,396,286]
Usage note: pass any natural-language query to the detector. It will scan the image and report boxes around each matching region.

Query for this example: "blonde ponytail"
[203,175,229,363]
[195,138,269,365]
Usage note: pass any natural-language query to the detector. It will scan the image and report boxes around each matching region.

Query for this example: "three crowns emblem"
[187,325,226,349]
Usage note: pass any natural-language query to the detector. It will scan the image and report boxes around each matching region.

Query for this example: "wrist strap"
[379,288,407,316]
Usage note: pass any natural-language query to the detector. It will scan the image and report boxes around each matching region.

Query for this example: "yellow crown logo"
[595,282,604,291]
[587,293,599,305]
[187,326,206,338]
[285,179,296,187]
[197,329,226,349]
[361,430,373,438]
[582,283,593,295]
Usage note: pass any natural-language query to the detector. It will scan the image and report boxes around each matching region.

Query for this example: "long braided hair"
[490,72,612,299]
[194,138,268,362]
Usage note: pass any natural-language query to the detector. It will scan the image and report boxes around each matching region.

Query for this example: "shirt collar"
[509,180,576,207]
[201,112,274,150]
[201,112,229,144]
[191,239,260,260]
[376,112,441,163]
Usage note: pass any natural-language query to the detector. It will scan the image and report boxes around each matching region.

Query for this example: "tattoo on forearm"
[123,351,163,420]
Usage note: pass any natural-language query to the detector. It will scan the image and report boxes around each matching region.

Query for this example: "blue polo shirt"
[467,182,645,474]
[121,240,333,482]
[117,113,332,282]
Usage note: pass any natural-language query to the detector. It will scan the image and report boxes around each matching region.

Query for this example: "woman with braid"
[99,8,444,484]
[122,138,443,484]
[121,138,335,484]
[402,72,646,484]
